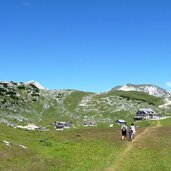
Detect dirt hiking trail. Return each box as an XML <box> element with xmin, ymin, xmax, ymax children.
<box><xmin>105</xmin><ymin>120</ymin><xmax>161</xmax><ymax>171</ymax></box>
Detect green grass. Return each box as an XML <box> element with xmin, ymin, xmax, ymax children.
<box><xmin>0</xmin><ymin>124</ymin><xmax>123</xmax><ymax>171</ymax></box>
<box><xmin>106</xmin><ymin>118</ymin><xmax>171</xmax><ymax>171</ymax></box>
<box><xmin>114</xmin><ymin>127</ymin><xmax>171</xmax><ymax>171</ymax></box>
<box><xmin>1</xmin><ymin>118</ymin><xmax>171</xmax><ymax>171</ymax></box>
<box><xmin>160</xmin><ymin>118</ymin><xmax>171</xmax><ymax>126</ymax></box>
<box><xmin>63</xmin><ymin>91</ymin><xmax>94</xmax><ymax>112</ymax></box>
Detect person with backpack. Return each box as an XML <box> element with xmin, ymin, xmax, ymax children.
<box><xmin>130</xmin><ymin>123</ymin><xmax>136</xmax><ymax>139</ymax></box>
<box><xmin>121</xmin><ymin>123</ymin><xmax>128</xmax><ymax>140</ymax></box>
<box><xmin>128</xmin><ymin>127</ymin><xmax>134</xmax><ymax>141</ymax></box>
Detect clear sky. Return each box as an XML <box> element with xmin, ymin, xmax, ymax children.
<box><xmin>0</xmin><ymin>0</ymin><xmax>171</xmax><ymax>92</ymax></box>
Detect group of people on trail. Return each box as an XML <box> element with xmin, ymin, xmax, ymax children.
<box><xmin>121</xmin><ymin>123</ymin><xmax>136</xmax><ymax>141</ymax></box>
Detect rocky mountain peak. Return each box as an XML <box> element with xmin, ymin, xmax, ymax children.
<box><xmin>25</xmin><ymin>81</ymin><xmax>47</xmax><ymax>90</ymax></box>
<box><xmin>112</xmin><ymin>83</ymin><xmax>170</xmax><ymax>97</ymax></box>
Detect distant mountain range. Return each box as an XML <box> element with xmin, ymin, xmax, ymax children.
<box><xmin>0</xmin><ymin>81</ymin><xmax>171</xmax><ymax>127</ymax></box>
<box><xmin>111</xmin><ymin>83</ymin><xmax>171</xmax><ymax>97</ymax></box>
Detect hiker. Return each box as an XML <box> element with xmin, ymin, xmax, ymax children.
<box><xmin>121</xmin><ymin>123</ymin><xmax>128</xmax><ymax>140</ymax></box>
<box><xmin>128</xmin><ymin>127</ymin><xmax>134</xmax><ymax>141</ymax></box>
<box><xmin>130</xmin><ymin>123</ymin><xmax>136</xmax><ymax>139</ymax></box>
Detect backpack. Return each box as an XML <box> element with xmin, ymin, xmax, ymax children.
<box><xmin>122</xmin><ymin>125</ymin><xmax>126</xmax><ymax>131</ymax></box>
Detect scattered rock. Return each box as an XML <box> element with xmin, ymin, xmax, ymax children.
<box><xmin>19</xmin><ymin>144</ymin><xmax>27</xmax><ymax>149</ymax></box>
<box><xmin>2</xmin><ymin>140</ymin><xmax>11</xmax><ymax>146</ymax></box>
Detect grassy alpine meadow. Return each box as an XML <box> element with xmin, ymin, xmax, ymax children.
<box><xmin>0</xmin><ymin>124</ymin><xmax>125</xmax><ymax>171</ymax></box>
<box><xmin>106</xmin><ymin>118</ymin><xmax>171</xmax><ymax>171</ymax></box>
<box><xmin>1</xmin><ymin>118</ymin><xmax>171</xmax><ymax>171</ymax></box>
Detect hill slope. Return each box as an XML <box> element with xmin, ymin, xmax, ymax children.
<box><xmin>0</xmin><ymin>81</ymin><xmax>171</xmax><ymax>126</ymax></box>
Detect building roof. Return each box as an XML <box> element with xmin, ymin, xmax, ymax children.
<box><xmin>138</xmin><ymin>108</ymin><xmax>156</xmax><ymax>114</ymax></box>
<box><xmin>116</xmin><ymin>119</ymin><xmax>126</xmax><ymax>123</ymax></box>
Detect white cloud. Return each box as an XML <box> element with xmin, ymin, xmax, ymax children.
<box><xmin>166</xmin><ymin>81</ymin><xmax>171</xmax><ymax>88</ymax></box>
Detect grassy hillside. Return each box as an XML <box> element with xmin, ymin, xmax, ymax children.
<box><xmin>107</xmin><ymin>90</ymin><xmax>164</xmax><ymax>106</ymax></box>
<box><xmin>63</xmin><ymin>91</ymin><xmax>94</xmax><ymax>112</ymax></box>
<box><xmin>0</xmin><ymin>82</ymin><xmax>170</xmax><ymax>128</ymax></box>
<box><xmin>74</xmin><ymin>90</ymin><xmax>166</xmax><ymax>126</ymax></box>
<box><xmin>1</xmin><ymin>81</ymin><xmax>171</xmax><ymax>170</ymax></box>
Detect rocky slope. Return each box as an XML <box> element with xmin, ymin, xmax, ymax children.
<box><xmin>0</xmin><ymin>81</ymin><xmax>171</xmax><ymax>126</ymax></box>
<box><xmin>111</xmin><ymin>83</ymin><xmax>170</xmax><ymax>97</ymax></box>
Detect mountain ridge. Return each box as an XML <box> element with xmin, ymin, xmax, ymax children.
<box><xmin>0</xmin><ymin>81</ymin><xmax>171</xmax><ymax>127</ymax></box>
<box><xmin>111</xmin><ymin>83</ymin><xmax>170</xmax><ymax>97</ymax></box>
<box><xmin>1</xmin><ymin>80</ymin><xmax>170</xmax><ymax>95</ymax></box>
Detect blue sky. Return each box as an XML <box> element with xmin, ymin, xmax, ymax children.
<box><xmin>0</xmin><ymin>0</ymin><xmax>171</xmax><ymax>92</ymax></box>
